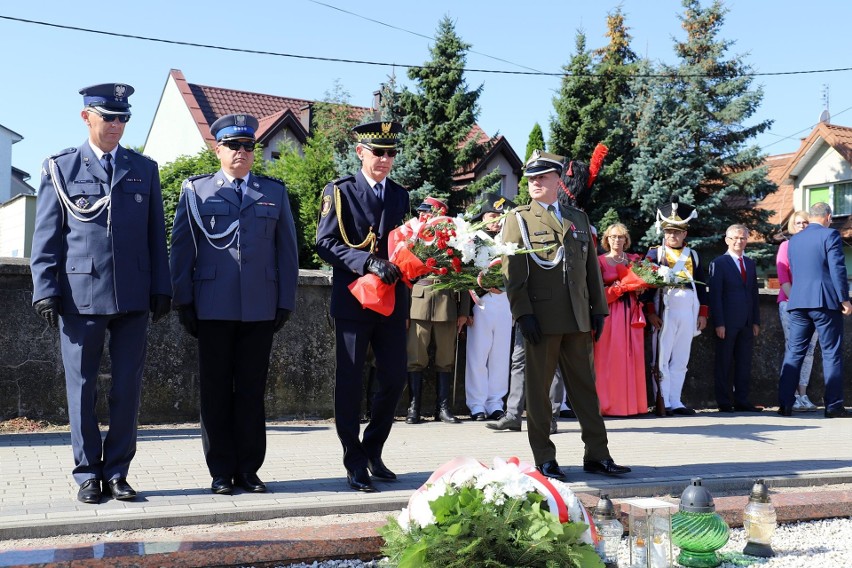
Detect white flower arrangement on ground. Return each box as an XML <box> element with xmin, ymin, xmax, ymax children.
<box><xmin>379</xmin><ymin>457</ymin><xmax>603</xmax><ymax>568</ymax></box>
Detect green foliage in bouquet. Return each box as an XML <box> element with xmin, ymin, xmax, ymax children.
<box><xmin>378</xmin><ymin>485</ymin><xmax>603</xmax><ymax>568</ymax></box>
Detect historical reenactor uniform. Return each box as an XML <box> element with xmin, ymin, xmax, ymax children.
<box><xmin>642</xmin><ymin>197</ymin><xmax>709</xmax><ymax>415</ymax></box>
<box><xmin>30</xmin><ymin>83</ymin><xmax>172</xmax><ymax>504</ymax></box>
<box><xmin>315</xmin><ymin>120</ymin><xmax>410</xmax><ymax>492</ymax></box>
<box><xmin>170</xmin><ymin>114</ymin><xmax>299</xmax><ymax>495</ymax></box>
<box><xmin>463</xmin><ymin>193</ymin><xmax>515</xmax><ymax>421</ymax></box>
<box><xmin>502</xmin><ymin>150</ymin><xmax>630</xmax><ymax>480</ymax></box>
<box><xmin>405</xmin><ymin>196</ymin><xmax>470</xmax><ymax>424</ymax></box>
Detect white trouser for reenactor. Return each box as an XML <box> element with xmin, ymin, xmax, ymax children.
<box><xmin>465</xmin><ymin>292</ymin><xmax>512</xmax><ymax>415</ymax></box>
<box><xmin>657</xmin><ymin>288</ymin><xmax>699</xmax><ymax>409</ymax></box>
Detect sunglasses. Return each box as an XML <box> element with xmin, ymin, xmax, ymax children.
<box><xmin>366</xmin><ymin>146</ymin><xmax>398</xmax><ymax>158</ymax></box>
<box><xmin>220</xmin><ymin>140</ymin><xmax>256</xmax><ymax>152</ymax></box>
<box><xmin>88</xmin><ymin>109</ymin><xmax>130</xmax><ymax>123</ymax></box>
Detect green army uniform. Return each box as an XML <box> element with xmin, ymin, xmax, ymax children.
<box><xmin>502</xmin><ymin>201</ymin><xmax>611</xmax><ymax>465</ymax></box>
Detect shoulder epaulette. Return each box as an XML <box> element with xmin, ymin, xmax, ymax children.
<box><xmin>183</xmin><ymin>173</ymin><xmax>215</xmax><ymax>188</ymax></box>
<box><xmin>125</xmin><ymin>147</ymin><xmax>156</xmax><ymax>163</ymax></box>
<box><xmin>256</xmin><ymin>174</ymin><xmax>286</xmax><ymax>187</ymax></box>
<box><xmin>49</xmin><ymin>147</ymin><xmax>76</xmax><ymax>160</ymax></box>
<box><xmin>332</xmin><ymin>175</ymin><xmax>355</xmax><ymax>185</ymax></box>
<box><xmin>515</xmin><ymin>204</ymin><xmax>532</xmax><ymax>212</ymax></box>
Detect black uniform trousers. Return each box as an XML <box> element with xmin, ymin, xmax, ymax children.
<box><xmin>713</xmin><ymin>324</ymin><xmax>754</xmax><ymax>407</ymax></box>
<box><xmin>197</xmin><ymin>319</ymin><xmax>275</xmax><ymax>478</ymax></box>
<box><xmin>59</xmin><ymin>311</ymin><xmax>149</xmax><ymax>485</ymax></box>
<box><xmin>334</xmin><ymin>317</ymin><xmax>407</xmax><ymax>472</ymax></box>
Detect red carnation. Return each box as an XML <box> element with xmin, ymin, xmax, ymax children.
<box><xmin>426</xmin><ymin>258</ymin><xmax>437</xmax><ymax>268</ymax></box>
<box><xmin>446</xmin><ymin>248</ymin><xmax>454</xmax><ymax>256</ymax></box>
<box><xmin>438</xmin><ymin>267</ymin><xmax>448</xmax><ymax>275</ymax></box>
<box><xmin>451</xmin><ymin>257</ymin><xmax>462</xmax><ymax>272</ymax></box>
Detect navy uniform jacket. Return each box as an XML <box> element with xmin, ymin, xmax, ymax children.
<box><xmin>787</xmin><ymin>223</ymin><xmax>850</xmax><ymax>310</ymax></box>
<box><xmin>708</xmin><ymin>254</ymin><xmax>760</xmax><ymax>329</ymax></box>
<box><xmin>170</xmin><ymin>171</ymin><xmax>299</xmax><ymax>321</ymax></box>
<box><xmin>30</xmin><ymin>142</ymin><xmax>171</xmax><ymax>313</ymax></box>
<box><xmin>315</xmin><ymin>171</ymin><xmax>410</xmax><ymax>321</ymax></box>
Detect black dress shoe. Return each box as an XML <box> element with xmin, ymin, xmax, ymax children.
<box><xmin>672</xmin><ymin>407</ymin><xmax>696</xmax><ymax>416</ymax></box>
<box><xmin>777</xmin><ymin>406</ymin><xmax>793</xmax><ymax>417</ymax></box>
<box><xmin>559</xmin><ymin>409</ymin><xmax>576</xmax><ymax>419</ymax></box>
<box><xmin>583</xmin><ymin>458</ymin><xmax>632</xmax><ymax>475</ymax></box>
<box><xmin>664</xmin><ymin>408</ymin><xmax>674</xmax><ymax>417</ymax></box>
<box><xmin>718</xmin><ymin>404</ymin><xmax>735</xmax><ymax>413</ymax></box>
<box><xmin>105</xmin><ymin>477</ymin><xmax>137</xmax><ymax>500</ymax></box>
<box><xmin>735</xmin><ymin>404</ymin><xmax>763</xmax><ymax>412</ymax></box>
<box><xmin>470</xmin><ymin>412</ymin><xmax>487</xmax><ymax>421</ymax></box>
<box><xmin>367</xmin><ymin>458</ymin><xmax>397</xmax><ymax>481</ymax></box>
<box><xmin>824</xmin><ymin>407</ymin><xmax>850</xmax><ymax>418</ymax></box>
<box><xmin>487</xmin><ymin>410</ymin><xmax>505</xmax><ymax>421</ymax></box>
<box><xmin>235</xmin><ymin>472</ymin><xmax>267</xmax><ymax>493</ymax></box>
<box><xmin>211</xmin><ymin>476</ymin><xmax>234</xmax><ymax>495</ymax></box>
<box><xmin>77</xmin><ymin>479</ymin><xmax>102</xmax><ymax>504</ymax></box>
<box><xmin>347</xmin><ymin>468</ymin><xmax>377</xmax><ymax>492</ymax></box>
<box><xmin>486</xmin><ymin>415</ymin><xmax>522</xmax><ymax>431</ymax></box>
<box><xmin>536</xmin><ymin>460</ymin><xmax>566</xmax><ymax>480</ymax></box>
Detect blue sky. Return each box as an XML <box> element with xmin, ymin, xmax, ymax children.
<box><xmin>2</xmin><ymin>0</ymin><xmax>851</xmax><ymax>184</ymax></box>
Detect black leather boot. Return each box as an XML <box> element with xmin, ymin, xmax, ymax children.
<box><xmin>435</xmin><ymin>372</ymin><xmax>460</xmax><ymax>423</ymax></box>
<box><xmin>406</xmin><ymin>372</ymin><xmax>423</xmax><ymax>424</ymax></box>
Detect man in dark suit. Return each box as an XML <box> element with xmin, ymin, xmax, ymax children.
<box><xmin>316</xmin><ymin>121</ymin><xmax>410</xmax><ymax>492</ymax></box>
<box><xmin>30</xmin><ymin>83</ymin><xmax>171</xmax><ymax>504</ymax></box>
<box><xmin>709</xmin><ymin>224</ymin><xmax>762</xmax><ymax>413</ymax></box>
<box><xmin>171</xmin><ymin>114</ymin><xmax>299</xmax><ymax>495</ymax></box>
<box><xmin>502</xmin><ymin>150</ymin><xmax>630</xmax><ymax>480</ymax></box>
<box><xmin>778</xmin><ymin>202</ymin><xmax>851</xmax><ymax>418</ymax></box>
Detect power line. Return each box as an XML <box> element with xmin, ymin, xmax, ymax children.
<box><xmin>305</xmin><ymin>0</ymin><xmax>547</xmax><ymax>74</ymax></box>
<box><xmin>2</xmin><ymin>14</ymin><xmax>852</xmax><ymax>79</ymax></box>
<box><xmin>760</xmin><ymin>104</ymin><xmax>852</xmax><ymax>151</ymax></box>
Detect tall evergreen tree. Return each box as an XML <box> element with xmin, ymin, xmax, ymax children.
<box><xmin>515</xmin><ymin>122</ymin><xmax>546</xmax><ymax>205</ymax></box>
<box><xmin>628</xmin><ymin>0</ymin><xmax>776</xmax><ymax>260</ymax></box>
<box><xmin>398</xmin><ymin>16</ymin><xmax>487</xmax><ymax>214</ymax></box>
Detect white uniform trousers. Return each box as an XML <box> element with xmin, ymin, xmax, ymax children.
<box><xmin>656</xmin><ymin>288</ymin><xmax>699</xmax><ymax>409</ymax></box>
<box><xmin>465</xmin><ymin>291</ymin><xmax>512</xmax><ymax>415</ymax></box>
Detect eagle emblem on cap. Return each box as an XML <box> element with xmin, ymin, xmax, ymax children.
<box><xmin>236</xmin><ymin>115</ymin><xmax>246</xmax><ymax>126</ymax></box>
<box><xmin>114</xmin><ymin>84</ymin><xmax>127</xmax><ymax>100</ymax></box>
<box><xmin>381</xmin><ymin>122</ymin><xmax>392</xmax><ymax>134</ymax></box>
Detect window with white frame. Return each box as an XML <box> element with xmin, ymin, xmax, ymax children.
<box><xmin>807</xmin><ymin>182</ymin><xmax>852</xmax><ymax>216</ymax></box>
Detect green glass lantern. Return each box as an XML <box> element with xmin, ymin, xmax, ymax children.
<box><xmin>671</xmin><ymin>478</ymin><xmax>730</xmax><ymax>568</ymax></box>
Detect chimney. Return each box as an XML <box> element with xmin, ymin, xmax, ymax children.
<box><xmin>299</xmin><ymin>103</ymin><xmax>313</xmax><ymax>133</ymax></box>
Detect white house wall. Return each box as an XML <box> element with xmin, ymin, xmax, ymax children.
<box><xmin>144</xmin><ymin>76</ymin><xmax>207</xmax><ymax>167</ymax></box>
<box><xmin>792</xmin><ymin>143</ymin><xmax>852</xmax><ymax>209</ymax></box>
<box><xmin>477</xmin><ymin>152</ymin><xmax>519</xmax><ymax>199</ymax></box>
<box><xmin>0</xmin><ymin>126</ymin><xmax>21</xmax><ymax>204</ymax></box>
<box><xmin>0</xmin><ymin>194</ymin><xmax>35</xmax><ymax>258</ymax></box>
<box><xmin>264</xmin><ymin>130</ymin><xmax>304</xmax><ymax>161</ymax></box>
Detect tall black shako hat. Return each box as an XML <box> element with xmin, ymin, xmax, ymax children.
<box><xmin>352</xmin><ymin>121</ymin><xmax>402</xmax><ymax>149</ymax></box>
<box><xmin>471</xmin><ymin>193</ymin><xmax>516</xmax><ymax>222</ymax></box>
<box><xmin>558</xmin><ymin>143</ymin><xmax>608</xmax><ymax>211</ymax></box>
<box><xmin>655</xmin><ymin>194</ymin><xmax>698</xmax><ymax>234</ymax></box>
<box><xmin>80</xmin><ymin>83</ymin><xmax>134</xmax><ymax>116</ymax></box>
<box><xmin>210</xmin><ymin>114</ymin><xmax>259</xmax><ymax>142</ymax></box>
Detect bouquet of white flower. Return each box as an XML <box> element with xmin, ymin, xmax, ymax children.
<box><xmin>379</xmin><ymin>457</ymin><xmax>603</xmax><ymax>568</ymax></box>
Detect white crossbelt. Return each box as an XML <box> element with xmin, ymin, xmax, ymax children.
<box><xmin>183</xmin><ymin>179</ymin><xmax>241</xmax><ymax>255</ymax></box>
<box><xmin>48</xmin><ymin>158</ymin><xmax>112</xmax><ymax>233</ymax></box>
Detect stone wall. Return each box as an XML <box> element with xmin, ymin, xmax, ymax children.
<box><xmin>1</xmin><ymin>258</ymin><xmax>850</xmax><ymax>423</ymax></box>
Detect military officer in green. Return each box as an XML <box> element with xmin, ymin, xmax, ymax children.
<box><xmin>406</xmin><ymin>197</ymin><xmax>471</xmax><ymax>424</ymax></box>
<box><xmin>502</xmin><ymin>150</ymin><xmax>631</xmax><ymax>480</ymax></box>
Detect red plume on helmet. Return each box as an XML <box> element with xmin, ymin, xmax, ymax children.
<box><xmin>556</xmin><ymin>143</ymin><xmax>608</xmax><ymax>211</ymax></box>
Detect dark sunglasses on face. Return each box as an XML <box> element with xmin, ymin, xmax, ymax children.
<box><xmin>88</xmin><ymin>110</ymin><xmax>130</xmax><ymax>123</ymax></box>
<box><xmin>220</xmin><ymin>140</ymin><xmax>256</xmax><ymax>152</ymax></box>
<box><xmin>366</xmin><ymin>146</ymin><xmax>398</xmax><ymax>158</ymax></box>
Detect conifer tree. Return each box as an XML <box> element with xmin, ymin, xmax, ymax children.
<box><xmin>627</xmin><ymin>0</ymin><xmax>776</xmax><ymax>260</ymax></box>
<box><xmin>398</xmin><ymin>16</ymin><xmax>487</xmax><ymax>214</ymax></box>
<box><xmin>515</xmin><ymin>123</ymin><xmax>546</xmax><ymax>205</ymax></box>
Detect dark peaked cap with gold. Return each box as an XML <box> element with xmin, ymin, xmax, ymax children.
<box><xmin>655</xmin><ymin>195</ymin><xmax>698</xmax><ymax>234</ymax></box>
<box><xmin>352</xmin><ymin>121</ymin><xmax>403</xmax><ymax>149</ymax></box>
<box><xmin>524</xmin><ymin>149</ymin><xmax>565</xmax><ymax>177</ymax></box>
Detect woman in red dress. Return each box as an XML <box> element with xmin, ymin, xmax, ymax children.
<box><xmin>594</xmin><ymin>223</ymin><xmax>648</xmax><ymax>416</ymax></box>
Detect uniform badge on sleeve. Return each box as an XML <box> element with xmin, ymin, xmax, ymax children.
<box><xmin>321</xmin><ymin>195</ymin><xmax>332</xmax><ymax>217</ymax></box>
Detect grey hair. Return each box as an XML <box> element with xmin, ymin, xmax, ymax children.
<box><xmin>809</xmin><ymin>202</ymin><xmax>832</xmax><ymax>218</ymax></box>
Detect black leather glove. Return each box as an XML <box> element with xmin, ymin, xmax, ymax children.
<box><xmin>273</xmin><ymin>309</ymin><xmax>291</xmax><ymax>333</ymax></box>
<box><xmin>34</xmin><ymin>297</ymin><xmax>61</xmax><ymax>328</ymax></box>
<box><xmin>592</xmin><ymin>314</ymin><xmax>606</xmax><ymax>342</ymax></box>
<box><xmin>150</xmin><ymin>294</ymin><xmax>171</xmax><ymax>323</ymax></box>
<box><xmin>517</xmin><ymin>314</ymin><xmax>542</xmax><ymax>345</ymax></box>
<box><xmin>177</xmin><ymin>304</ymin><xmax>199</xmax><ymax>338</ymax></box>
<box><xmin>365</xmin><ymin>255</ymin><xmax>402</xmax><ymax>285</ymax></box>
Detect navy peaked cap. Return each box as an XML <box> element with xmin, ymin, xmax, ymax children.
<box><xmin>352</xmin><ymin>121</ymin><xmax>402</xmax><ymax>148</ymax></box>
<box><xmin>211</xmin><ymin>114</ymin><xmax>259</xmax><ymax>141</ymax></box>
<box><xmin>79</xmin><ymin>83</ymin><xmax>134</xmax><ymax>115</ymax></box>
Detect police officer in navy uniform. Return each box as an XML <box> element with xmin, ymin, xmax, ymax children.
<box><xmin>30</xmin><ymin>83</ymin><xmax>172</xmax><ymax>504</ymax></box>
<box><xmin>316</xmin><ymin>121</ymin><xmax>409</xmax><ymax>492</ymax></box>
<box><xmin>170</xmin><ymin>114</ymin><xmax>299</xmax><ymax>495</ymax></box>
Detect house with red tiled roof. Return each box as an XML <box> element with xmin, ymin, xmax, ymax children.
<box><xmin>756</xmin><ymin>121</ymin><xmax>852</xmax><ymax>277</ymax></box>
<box><xmin>144</xmin><ymin>69</ymin><xmax>522</xmax><ymax>196</ymax></box>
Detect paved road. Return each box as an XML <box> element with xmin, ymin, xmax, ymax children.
<box><xmin>1</xmin><ymin>411</ymin><xmax>850</xmax><ymax>540</ymax></box>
